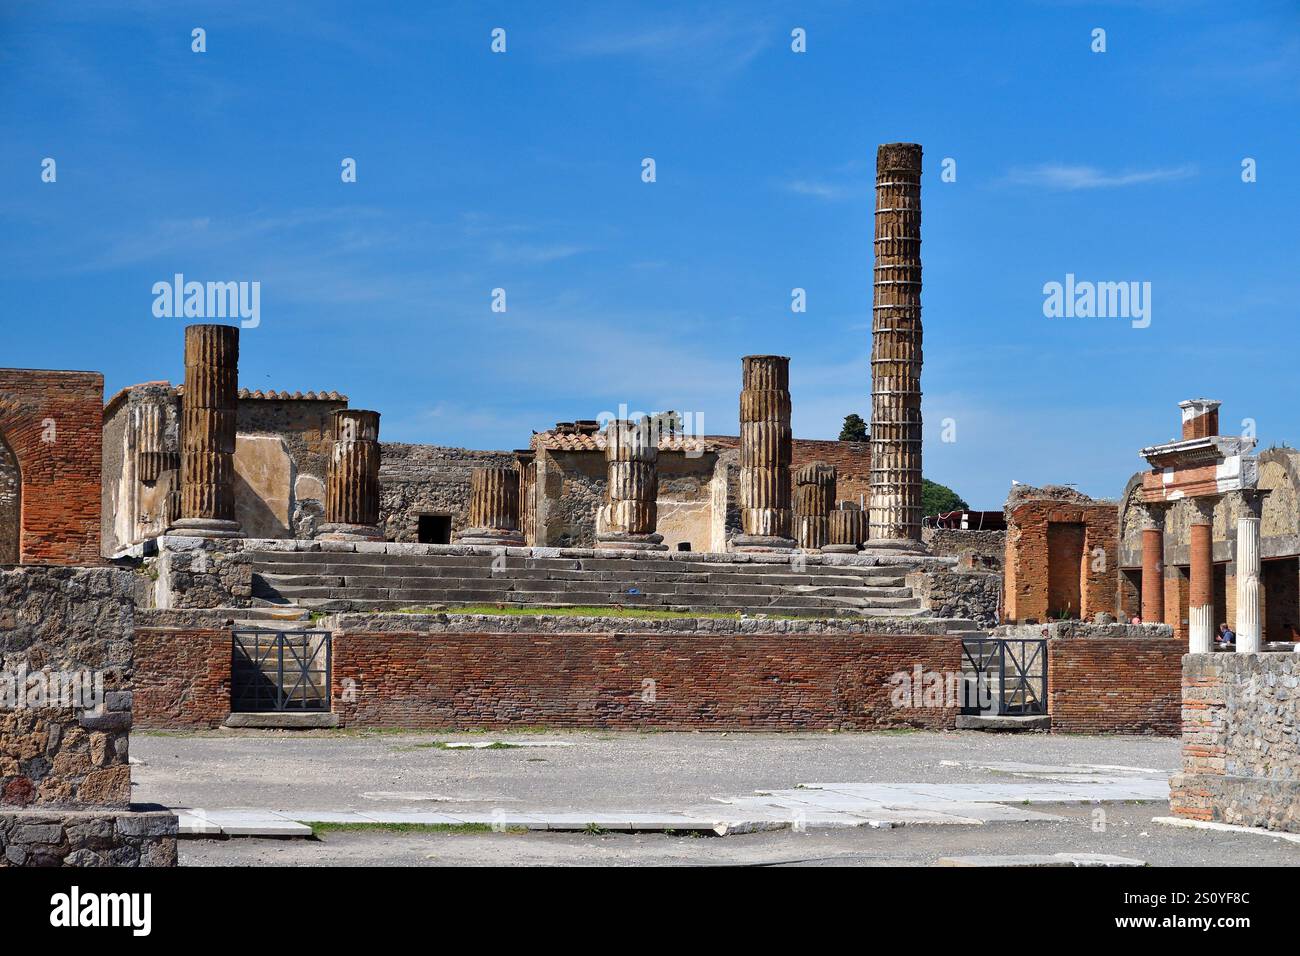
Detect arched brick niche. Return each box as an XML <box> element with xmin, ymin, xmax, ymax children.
<box><xmin>0</xmin><ymin>369</ymin><xmax>103</xmax><ymax>565</ymax></box>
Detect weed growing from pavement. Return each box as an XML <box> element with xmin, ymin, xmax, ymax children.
<box><xmin>307</xmin><ymin>822</ymin><xmax>527</xmax><ymax>837</ymax></box>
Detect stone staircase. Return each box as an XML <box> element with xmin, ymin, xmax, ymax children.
<box><xmin>246</xmin><ymin>549</ymin><xmax>934</xmax><ymax>618</ymax></box>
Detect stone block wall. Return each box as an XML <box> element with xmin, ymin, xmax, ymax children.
<box><xmin>0</xmin><ymin>565</ymin><xmax>177</xmax><ymax>866</ymax></box>
<box><xmin>0</xmin><ymin>369</ymin><xmax>103</xmax><ymax>565</ymax></box>
<box><xmin>0</xmin><ymin>567</ymin><xmax>134</xmax><ymax>808</ymax></box>
<box><xmin>0</xmin><ymin>809</ymin><xmax>176</xmax><ymax>867</ymax></box>
<box><xmin>152</xmin><ymin>538</ymin><xmax>252</xmax><ymax>609</ymax></box>
<box><xmin>907</xmin><ymin>569</ymin><xmax>1001</xmax><ymax>627</ymax></box>
<box><xmin>1170</xmin><ymin>653</ymin><xmax>1300</xmax><ymax>832</ymax></box>
<box><xmin>1046</xmin><ymin>635</ymin><xmax>1183</xmax><ymax>735</ymax></box>
<box><xmin>923</xmin><ymin>528</ymin><xmax>1005</xmax><ymax>567</ymax></box>
<box><xmin>380</xmin><ymin>443</ymin><xmax>518</xmax><ymax>542</ymax></box>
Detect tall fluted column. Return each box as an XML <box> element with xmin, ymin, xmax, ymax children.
<box><xmin>1189</xmin><ymin>499</ymin><xmax>1215</xmax><ymax>653</ymax></box>
<box><xmin>825</xmin><ymin>507</ymin><xmax>869</xmax><ymax>554</ymax></box>
<box><xmin>794</xmin><ymin>462</ymin><xmax>835</xmax><ymax>551</ymax></box>
<box><xmin>1235</xmin><ymin>515</ymin><xmax>1262</xmax><ymax>652</ymax></box>
<box><xmin>171</xmin><ymin>324</ymin><xmax>243</xmax><ymax>538</ymax></box>
<box><xmin>1139</xmin><ymin>504</ymin><xmax>1167</xmax><ymax>624</ymax></box>
<box><xmin>320</xmin><ymin>409</ymin><xmax>383</xmax><ymax>541</ymax></box>
<box><xmin>597</xmin><ymin>418</ymin><xmax>666</xmax><ymax>551</ymax></box>
<box><xmin>733</xmin><ymin>355</ymin><xmax>794</xmax><ymax>551</ymax></box>
<box><xmin>869</xmin><ymin>143</ymin><xmax>925</xmax><ymax>551</ymax></box>
<box><xmin>456</xmin><ymin>466</ymin><xmax>523</xmax><ymax>545</ymax></box>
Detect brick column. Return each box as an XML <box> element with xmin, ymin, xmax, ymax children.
<box><xmin>1139</xmin><ymin>504</ymin><xmax>1167</xmax><ymax>624</ymax></box>
<box><xmin>868</xmin><ymin>143</ymin><xmax>925</xmax><ymax>552</ymax></box>
<box><xmin>733</xmin><ymin>355</ymin><xmax>795</xmax><ymax>551</ymax></box>
<box><xmin>1235</xmin><ymin>513</ymin><xmax>1262</xmax><ymax>652</ymax></box>
<box><xmin>1189</xmin><ymin>498</ymin><xmax>1215</xmax><ymax>653</ymax></box>
<box><xmin>456</xmin><ymin>466</ymin><xmax>523</xmax><ymax>546</ymax></box>
<box><xmin>320</xmin><ymin>409</ymin><xmax>383</xmax><ymax>541</ymax></box>
<box><xmin>824</xmin><ymin>506</ymin><xmax>869</xmax><ymax>554</ymax></box>
<box><xmin>794</xmin><ymin>462</ymin><xmax>836</xmax><ymax>551</ymax></box>
<box><xmin>597</xmin><ymin>418</ymin><xmax>666</xmax><ymax>551</ymax></box>
<box><xmin>171</xmin><ymin>324</ymin><xmax>243</xmax><ymax>538</ymax></box>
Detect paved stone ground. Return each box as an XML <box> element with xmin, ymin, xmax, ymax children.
<box><xmin>130</xmin><ymin>730</ymin><xmax>1300</xmax><ymax>866</ymax></box>
<box><xmin>133</xmin><ymin>729</ymin><xmax>1178</xmax><ymax>811</ymax></box>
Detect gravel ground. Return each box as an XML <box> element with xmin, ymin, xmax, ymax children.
<box><xmin>131</xmin><ymin>729</ymin><xmax>1299</xmax><ymax>867</ymax></box>
<box><xmin>133</xmin><ymin>728</ymin><xmax>1181</xmax><ymax>811</ymax></box>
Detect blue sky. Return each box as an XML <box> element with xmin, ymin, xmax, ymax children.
<box><xmin>2</xmin><ymin>1</ymin><xmax>1297</xmax><ymax>508</ymax></box>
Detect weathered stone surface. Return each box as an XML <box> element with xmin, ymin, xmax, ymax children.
<box><xmin>1171</xmin><ymin>653</ymin><xmax>1300</xmax><ymax>832</ymax></box>
<box><xmin>736</xmin><ymin>356</ymin><xmax>794</xmax><ymax>549</ymax></box>
<box><xmin>869</xmin><ymin>143</ymin><xmax>924</xmax><ymax>547</ymax></box>
<box><xmin>0</xmin><ymin>566</ymin><xmax>134</xmax><ymax>809</ymax></box>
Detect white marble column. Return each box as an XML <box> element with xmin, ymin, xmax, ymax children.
<box><xmin>1235</xmin><ymin>515</ymin><xmax>1261</xmax><ymax>652</ymax></box>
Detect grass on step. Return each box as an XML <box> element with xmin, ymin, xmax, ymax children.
<box><xmin>307</xmin><ymin>821</ymin><xmax>526</xmax><ymax>837</ymax></box>
<box><xmin>392</xmin><ymin>604</ymin><xmax>833</xmax><ymax>621</ymax></box>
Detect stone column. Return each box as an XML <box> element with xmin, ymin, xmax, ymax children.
<box><xmin>456</xmin><ymin>466</ymin><xmax>523</xmax><ymax>545</ymax></box>
<box><xmin>794</xmin><ymin>462</ymin><xmax>836</xmax><ymax>551</ymax></box>
<box><xmin>171</xmin><ymin>324</ymin><xmax>243</xmax><ymax>538</ymax></box>
<box><xmin>1188</xmin><ymin>498</ymin><xmax>1215</xmax><ymax>653</ymax></box>
<box><xmin>868</xmin><ymin>143</ymin><xmax>925</xmax><ymax>552</ymax></box>
<box><xmin>514</xmin><ymin>449</ymin><xmax>537</xmax><ymax>547</ymax></box>
<box><xmin>320</xmin><ymin>409</ymin><xmax>383</xmax><ymax>541</ymax></box>
<box><xmin>825</xmin><ymin>506</ymin><xmax>869</xmax><ymax>554</ymax></box>
<box><xmin>734</xmin><ymin>355</ymin><xmax>794</xmax><ymax>551</ymax></box>
<box><xmin>597</xmin><ymin>418</ymin><xmax>666</xmax><ymax>551</ymax></box>
<box><xmin>1138</xmin><ymin>504</ymin><xmax>1167</xmax><ymax>624</ymax></box>
<box><xmin>1236</xmin><ymin>514</ymin><xmax>1262</xmax><ymax>652</ymax></box>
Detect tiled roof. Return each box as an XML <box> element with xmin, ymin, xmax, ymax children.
<box><xmin>237</xmin><ymin>388</ymin><xmax>348</xmax><ymax>402</ymax></box>
<box><xmin>531</xmin><ymin>431</ymin><xmax>718</xmax><ymax>454</ymax></box>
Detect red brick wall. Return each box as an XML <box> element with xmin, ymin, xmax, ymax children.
<box><xmin>332</xmin><ymin>630</ymin><xmax>961</xmax><ymax>730</ymax></box>
<box><xmin>0</xmin><ymin>369</ymin><xmax>103</xmax><ymax>565</ymax></box>
<box><xmin>1047</xmin><ymin>637</ymin><xmax>1183</xmax><ymax>734</ymax></box>
<box><xmin>1004</xmin><ymin>499</ymin><xmax>1118</xmax><ymax>623</ymax></box>
<box><xmin>134</xmin><ymin>627</ymin><xmax>231</xmax><ymax>728</ymax></box>
<box><xmin>709</xmin><ymin>436</ymin><xmax>871</xmax><ymax>506</ymax></box>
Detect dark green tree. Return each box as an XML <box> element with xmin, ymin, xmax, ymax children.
<box><xmin>839</xmin><ymin>413</ymin><xmax>868</xmax><ymax>442</ymax></box>
<box><xmin>922</xmin><ymin>478</ymin><xmax>968</xmax><ymax>517</ymax></box>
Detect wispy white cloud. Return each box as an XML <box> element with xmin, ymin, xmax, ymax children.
<box><xmin>552</xmin><ymin>12</ymin><xmax>774</xmax><ymax>92</ymax></box>
<box><xmin>785</xmin><ymin>179</ymin><xmax>865</xmax><ymax>201</ymax></box>
<box><xmin>1004</xmin><ymin>163</ymin><xmax>1197</xmax><ymax>190</ymax></box>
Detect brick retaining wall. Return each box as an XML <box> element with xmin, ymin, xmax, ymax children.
<box><xmin>331</xmin><ymin>629</ymin><xmax>963</xmax><ymax>730</ymax></box>
<box><xmin>133</xmin><ymin>627</ymin><xmax>232</xmax><ymax>729</ymax></box>
<box><xmin>1047</xmin><ymin>637</ymin><xmax>1183</xmax><ymax>735</ymax></box>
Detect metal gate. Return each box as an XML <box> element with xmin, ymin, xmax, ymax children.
<box><xmin>231</xmin><ymin>630</ymin><xmax>331</xmax><ymax>713</ymax></box>
<box><xmin>960</xmin><ymin>638</ymin><xmax>1047</xmax><ymax>716</ymax></box>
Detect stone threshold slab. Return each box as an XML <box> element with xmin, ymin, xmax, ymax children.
<box><xmin>935</xmin><ymin>853</ymin><xmax>1146</xmax><ymax>867</ymax></box>
<box><xmin>1152</xmin><ymin>816</ymin><xmax>1300</xmax><ymax>845</ymax></box>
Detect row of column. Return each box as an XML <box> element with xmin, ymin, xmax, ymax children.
<box><xmin>1139</xmin><ymin>496</ymin><xmax>1262</xmax><ymax>652</ymax></box>
<box><xmin>793</xmin><ymin>463</ymin><xmax>867</xmax><ymax>553</ymax></box>
<box><xmin>171</xmin><ymin>324</ymin><xmax>383</xmax><ymax>541</ymax></box>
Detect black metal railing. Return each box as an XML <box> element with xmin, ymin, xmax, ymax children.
<box><xmin>960</xmin><ymin>638</ymin><xmax>1047</xmax><ymax>716</ymax></box>
<box><xmin>231</xmin><ymin>630</ymin><xmax>331</xmax><ymax>713</ymax></box>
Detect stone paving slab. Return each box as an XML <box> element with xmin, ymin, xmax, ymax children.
<box><xmin>1152</xmin><ymin>816</ymin><xmax>1300</xmax><ymax>845</ymax></box>
<box><xmin>195</xmin><ymin>810</ymin><xmax>313</xmax><ymax>838</ymax></box>
<box><xmin>935</xmin><ymin>852</ymin><xmax>1146</xmax><ymax>868</ymax></box>
<box><xmin>173</xmin><ymin>762</ymin><xmax>1171</xmax><ymax>839</ymax></box>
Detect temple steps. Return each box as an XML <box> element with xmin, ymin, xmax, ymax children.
<box><xmin>245</xmin><ymin>548</ymin><xmax>931</xmax><ymax>619</ymax></box>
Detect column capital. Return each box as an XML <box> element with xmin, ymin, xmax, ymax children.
<box><xmin>1135</xmin><ymin>501</ymin><xmax>1170</xmax><ymax>530</ymax></box>
<box><xmin>1187</xmin><ymin>495</ymin><xmax>1218</xmax><ymax>525</ymax></box>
